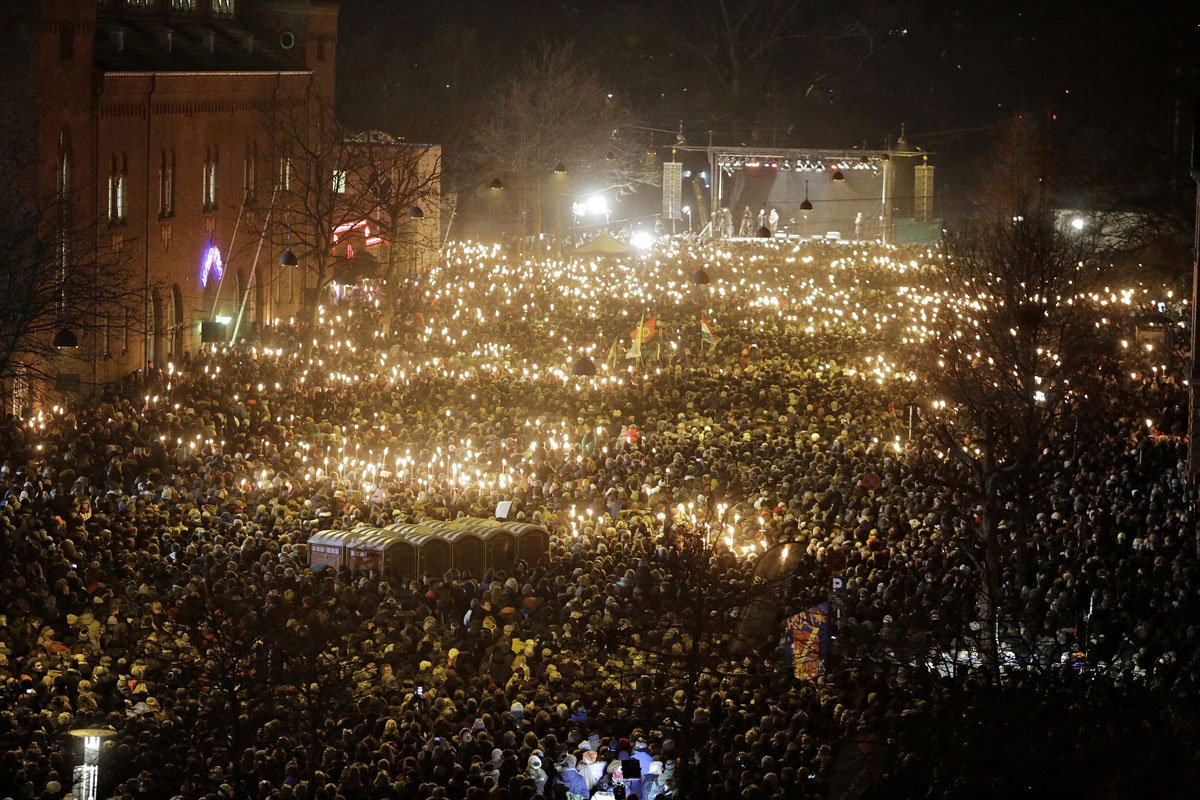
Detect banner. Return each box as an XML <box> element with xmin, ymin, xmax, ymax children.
<box><xmin>786</xmin><ymin>602</ymin><xmax>829</xmax><ymax>679</ymax></box>
<box><xmin>663</xmin><ymin>162</ymin><xmax>683</xmax><ymax>220</ymax></box>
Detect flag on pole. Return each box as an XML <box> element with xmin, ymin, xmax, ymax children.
<box><xmin>700</xmin><ymin>313</ymin><xmax>720</xmax><ymax>348</ymax></box>
<box><xmin>631</xmin><ymin>314</ymin><xmax>656</xmax><ymax>346</ymax></box>
<box><xmin>606</xmin><ymin>339</ymin><xmax>618</xmax><ymax>368</ymax></box>
<box><xmin>627</xmin><ymin>313</ymin><xmax>645</xmax><ymax>360</ymax></box>
<box><xmin>626</xmin><ymin>336</ymin><xmax>642</xmax><ymax>360</ymax></box>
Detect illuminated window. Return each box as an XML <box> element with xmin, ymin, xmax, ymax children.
<box><xmin>159</xmin><ymin>149</ymin><xmax>176</xmax><ymax>217</ymax></box>
<box><xmin>56</xmin><ymin>132</ymin><xmax>71</xmax><ymax>198</ymax></box>
<box><xmin>332</xmin><ymin>169</ymin><xmax>346</xmax><ymax>194</ymax></box>
<box><xmin>279</xmin><ymin>156</ymin><xmax>291</xmax><ymax>192</ymax></box>
<box><xmin>107</xmin><ymin>160</ymin><xmax>115</xmax><ymax>221</ymax></box>
<box><xmin>211</xmin><ymin>0</ymin><xmax>234</xmax><ymax>18</ymax></box>
<box><xmin>116</xmin><ymin>168</ymin><xmax>126</xmax><ymax>220</ymax></box>
<box><xmin>202</xmin><ymin>148</ymin><xmax>218</xmax><ymax>210</ymax></box>
<box><xmin>170</xmin><ymin>0</ymin><xmax>195</xmax><ymax>12</ymax></box>
<box><xmin>108</xmin><ymin>155</ymin><xmax>127</xmax><ymax>223</ymax></box>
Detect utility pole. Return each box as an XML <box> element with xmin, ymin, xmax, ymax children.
<box><xmin>1189</xmin><ymin>99</ymin><xmax>1200</xmax><ymax>478</ymax></box>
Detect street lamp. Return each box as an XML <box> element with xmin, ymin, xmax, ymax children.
<box><xmin>488</xmin><ymin>179</ymin><xmax>505</xmax><ymax>238</ymax></box>
<box><xmin>682</xmin><ymin>205</ymin><xmax>692</xmax><ymax>232</ymax></box>
<box><xmin>800</xmin><ymin>180</ymin><xmax>813</xmax><ymax>239</ymax></box>
<box><xmin>550</xmin><ymin>164</ymin><xmax>568</xmax><ymax>250</ymax></box>
<box><xmin>585</xmin><ymin>193</ymin><xmax>611</xmax><ymax>225</ymax></box>
<box><xmin>279</xmin><ymin>223</ymin><xmax>298</xmax><ymax>267</ymax></box>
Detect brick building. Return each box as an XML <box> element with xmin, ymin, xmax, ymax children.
<box><xmin>5</xmin><ymin>0</ymin><xmax>340</xmax><ymax>397</ymax></box>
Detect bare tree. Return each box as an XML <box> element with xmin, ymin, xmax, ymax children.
<box><xmin>671</xmin><ymin>0</ymin><xmax>883</xmax><ymax>142</ymax></box>
<box><xmin>352</xmin><ymin>132</ymin><xmax>442</xmax><ymax>332</ymax></box>
<box><xmin>146</xmin><ymin>581</ymin><xmax>278</xmax><ymax>796</ymax></box>
<box><xmin>278</xmin><ymin>595</ymin><xmax>379</xmax><ymax>782</ymax></box>
<box><xmin>473</xmin><ymin>43</ymin><xmax>657</xmax><ymax>237</ymax></box>
<box><xmin>909</xmin><ymin>199</ymin><xmax>1113</xmax><ymax>671</ymax></box>
<box><xmin>680</xmin><ymin>0</ymin><xmax>871</xmax><ymax>99</ymax></box>
<box><xmin>0</xmin><ymin>145</ymin><xmax>142</xmax><ymax>403</ymax></box>
<box><xmin>265</xmin><ymin>92</ymin><xmax>437</xmax><ymax>323</ymax></box>
<box><xmin>568</xmin><ymin>521</ymin><xmax>804</xmax><ymax>792</ymax></box>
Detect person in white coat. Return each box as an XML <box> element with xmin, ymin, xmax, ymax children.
<box><xmin>580</xmin><ymin>749</ymin><xmax>606</xmax><ymax>792</ymax></box>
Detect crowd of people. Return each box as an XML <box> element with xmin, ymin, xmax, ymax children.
<box><xmin>0</xmin><ymin>239</ymin><xmax>1197</xmax><ymax>800</ymax></box>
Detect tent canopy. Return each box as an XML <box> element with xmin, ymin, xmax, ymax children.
<box><xmin>574</xmin><ymin>231</ymin><xmax>632</xmax><ymax>257</ymax></box>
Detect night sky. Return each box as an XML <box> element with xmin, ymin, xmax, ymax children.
<box><xmin>337</xmin><ymin>0</ymin><xmax>1200</xmax><ymax>226</ymax></box>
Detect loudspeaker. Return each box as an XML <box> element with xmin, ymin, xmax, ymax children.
<box><xmin>200</xmin><ymin>320</ymin><xmax>226</xmax><ymax>343</ymax></box>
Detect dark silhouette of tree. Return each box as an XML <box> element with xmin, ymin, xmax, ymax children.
<box><xmin>0</xmin><ymin>136</ymin><xmax>143</xmax><ymax>400</ymax></box>
<box><xmin>568</xmin><ymin>520</ymin><xmax>807</xmax><ymax>792</ymax></box>
<box><xmin>277</xmin><ymin>589</ymin><xmax>379</xmax><ymax>783</ymax></box>
<box><xmin>351</xmin><ymin>131</ymin><xmax>442</xmax><ymax>332</ymax></box>
<box><xmin>472</xmin><ymin>43</ymin><xmax>657</xmax><ymax>237</ymax></box>
<box><xmin>145</xmin><ymin>580</ymin><xmax>278</xmax><ymax>796</ymax></box>
<box><xmin>908</xmin><ymin>170</ymin><xmax>1114</xmax><ymax>670</ymax></box>
<box><xmin>265</xmin><ymin>93</ymin><xmax>437</xmax><ymax>322</ymax></box>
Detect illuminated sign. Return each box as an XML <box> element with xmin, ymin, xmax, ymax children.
<box><xmin>200</xmin><ymin>245</ymin><xmax>224</xmax><ymax>288</ymax></box>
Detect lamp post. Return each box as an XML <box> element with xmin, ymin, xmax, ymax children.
<box><xmin>1189</xmin><ymin>100</ymin><xmax>1200</xmax><ymax>479</ymax></box>
<box><xmin>278</xmin><ymin>220</ymin><xmax>299</xmax><ymax>326</ymax></box>
<box><xmin>488</xmin><ymin>178</ymin><xmax>504</xmax><ymax>240</ymax></box>
<box><xmin>551</xmin><ymin>163</ymin><xmax>567</xmax><ymax>254</ymax></box>
<box><xmin>682</xmin><ymin>205</ymin><xmax>692</xmax><ymax>233</ymax></box>
<box><xmin>408</xmin><ymin>205</ymin><xmax>424</xmax><ymax>274</ymax></box>
<box><xmin>68</xmin><ymin>727</ymin><xmax>115</xmax><ymax>800</ymax></box>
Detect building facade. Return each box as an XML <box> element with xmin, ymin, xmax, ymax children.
<box><xmin>7</xmin><ymin>0</ymin><xmax>340</xmax><ymax>397</ymax></box>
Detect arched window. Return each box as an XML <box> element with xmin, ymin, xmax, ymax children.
<box><xmin>116</xmin><ymin>155</ymin><xmax>127</xmax><ymax>222</ymax></box>
<box><xmin>108</xmin><ymin>155</ymin><xmax>117</xmax><ymax>221</ymax></box>
<box><xmin>203</xmin><ymin>147</ymin><xmax>218</xmax><ymax>210</ymax></box>
<box><xmin>108</xmin><ymin>154</ymin><xmax>127</xmax><ymax>223</ymax></box>
<box><xmin>56</xmin><ymin>130</ymin><xmax>71</xmax><ymax>198</ymax></box>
